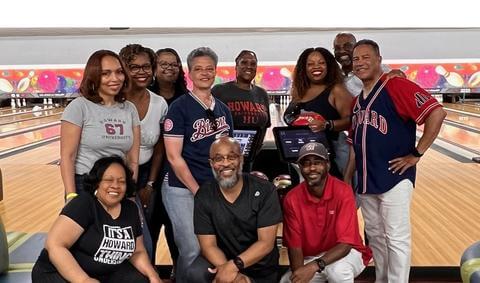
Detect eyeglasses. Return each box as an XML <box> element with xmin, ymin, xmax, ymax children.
<box><xmin>157</xmin><ymin>62</ymin><xmax>180</xmax><ymax>70</ymax></box>
<box><xmin>205</xmin><ymin>109</ymin><xmax>218</xmax><ymax>131</ymax></box>
<box><xmin>210</xmin><ymin>154</ymin><xmax>240</xmax><ymax>164</ymax></box>
<box><xmin>128</xmin><ymin>64</ymin><xmax>152</xmax><ymax>74</ymax></box>
<box><xmin>101</xmin><ymin>178</ymin><xmax>127</xmax><ymax>186</ymax></box>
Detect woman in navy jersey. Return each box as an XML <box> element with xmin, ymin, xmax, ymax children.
<box><xmin>162</xmin><ymin>47</ymin><xmax>233</xmax><ymax>283</ymax></box>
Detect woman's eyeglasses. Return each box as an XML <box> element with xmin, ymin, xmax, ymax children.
<box><xmin>205</xmin><ymin>109</ymin><xmax>218</xmax><ymax>131</ymax></box>
<box><xmin>128</xmin><ymin>64</ymin><xmax>152</xmax><ymax>74</ymax></box>
<box><xmin>158</xmin><ymin>62</ymin><xmax>180</xmax><ymax>70</ymax></box>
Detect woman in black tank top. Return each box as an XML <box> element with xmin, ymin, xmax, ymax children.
<box><xmin>285</xmin><ymin>47</ymin><xmax>353</xmax><ymax>179</ymax></box>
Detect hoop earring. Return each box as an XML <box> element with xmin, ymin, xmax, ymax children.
<box><xmin>91</xmin><ymin>84</ymin><xmax>95</xmax><ymax>92</ymax></box>
<box><xmin>94</xmin><ymin>189</ymin><xmax>98</xmax><ymax>196</ymax></box>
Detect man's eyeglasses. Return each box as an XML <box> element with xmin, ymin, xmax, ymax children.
<box><xmin>128</xmin><ymin>64</ymin><xmax>152</xmax><ymax>74</ymax></box>
<box><xmin>210</xmin><ymin>154</ymin><xmax>240</xmax><ymax>164</ymax></box>
<box><xmin>158</xmin><ymin>62</ymin><xmax>180</xmax><ymax>70</ymax></box>
<box><xmin>205</xmin><ymin>109</ymin><xmax>218</xmax><ymax>131</ymax></box>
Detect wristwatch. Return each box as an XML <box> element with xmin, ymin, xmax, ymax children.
<box><xmin>314</xmin><ymin>257</ymin><xmax>326</xmax><ymax>272</ymax></box>
<box><xmin>233</xmin><ymin>256</ymin><xmax>245</xmax><ymax>271</ymax></box>
<box><xmin>412</xmin><ymin>148</ymin><xmax>424</xmax><ymax>158</ymax></box>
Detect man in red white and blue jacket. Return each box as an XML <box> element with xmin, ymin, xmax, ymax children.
<box><xmin>344</xmin><ymin>39</ymin><xmax>446</xmax><ymax>283</ymax></box>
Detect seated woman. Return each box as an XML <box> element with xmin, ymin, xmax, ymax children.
<box><xmin>32</xmin><ymin>156</ymin><xmax>162</xmax><ymax>283</ymax></box>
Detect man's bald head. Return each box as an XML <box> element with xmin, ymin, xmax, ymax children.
<box><xmin>334</xmin><ymin>32</ymin><xmax>356</xmax><ymax>45</ymax></box>
<box><xmin>210</xmin><ymin>136</ymin><xmax>242</xmax><ymax>158</ymax></box>
<box><xmin>334</xmin><ymin>32</ymin><xmax>357</xmax><ymax>74</ymax></box>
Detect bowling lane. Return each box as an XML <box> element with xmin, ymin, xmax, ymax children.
<box><xmin>443</xmin><ymin>102</ymin><xmax>480</xmax><ymax>115</ymax></box>
<box><xmin>0</xmin><ymin>106</ymin><xmax>35</xmax><ymax>115</ymax></box>
<box><xmin>419</xmin><ymin>122</ymin><xmax>480</xmax><ymax>152</ymax></box>
<box><xmin>0</xmin><ymin>113</ymin><xmax>61</xmax><ymax>134</ymax></box>
<box><xmin>0</xmin><ymin>125</ymin><xmax>60</xmax><ymax>152</ymax></box>
<box><xmin>445</xmin><ymin>110</ymin><xmax>480</xmax><ymax>129</ymax></box>
<box><xmin>0</xmin><ymin>107</ymin><xmax>64</xmax><ymax>124</ymax></box>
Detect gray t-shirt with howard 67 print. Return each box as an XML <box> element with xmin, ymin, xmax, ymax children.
<box><xmin>61</xmin><ymin>96</ymin><xmax>140</xmax><ymax>174</ymax></box>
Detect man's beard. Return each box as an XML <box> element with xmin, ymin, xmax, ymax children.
<box><xmin>212</xmin><ymin>162</ymin><xmax>243</xmax><ymax>190</ymax></box>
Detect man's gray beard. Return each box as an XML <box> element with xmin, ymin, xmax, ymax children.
<box><xmin>212</xmin><ymin>163</ymin><xmax>243</xmax><ymax>190</ymax></box>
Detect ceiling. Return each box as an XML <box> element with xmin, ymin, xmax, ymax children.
<box><xmin>0</xmin><ymin>27</ymin><xmax>477</xmax><ymax>38</ymax></box>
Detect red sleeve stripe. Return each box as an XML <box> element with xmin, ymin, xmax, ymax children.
<box><xmin>415</xmin><ymin>102</ymin><xmax>442</xmax><ymax>124</ymax></box>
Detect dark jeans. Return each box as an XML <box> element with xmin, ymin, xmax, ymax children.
<box><xmin>32</xmin><ymin>259</ymin><xmax>149</xmax><ymax>283</ymax></box>
<box><xmin>138</xmin><ymin>160</ymin><xmax>178</xmax><ymax>265</ymax></box>
<box><xmin>74</xmin><ymin>174</ymin><xmax>87</xmax><ymax>194</ymax></box>
<box><xmin>186</xmin><ymin>255</ymin><xmax>277</xmax><ymax>283</ymax></box>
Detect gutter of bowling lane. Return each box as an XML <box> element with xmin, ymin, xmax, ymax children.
<box><xmin>0</xmin><ymin>121</ymin><xmax>60</xmax><ymax>139</ymax></box>
<box><xmin>0</xmin><ymin>136</ymin><xmax>60</xmax><ymax>160</ymax></box>
<box><xmin>0</xmin><ymin>112</ymin><xmax>62</xmax><ymax>126</ymax></box>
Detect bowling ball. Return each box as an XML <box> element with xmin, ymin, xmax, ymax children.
<box><xmin>214</xmin><ymin>76</ymin><xmax>223</xmax><ymax>85</ymax></box>
<box><xmin>261</xmin><ymin>67</ymin><xmax>284</xmax><ymax>91</ymax></box>
<box><xmin>416</xmin><ymin>65</ymin><xmax>440</xmax><ymax>88</ymax></box>
<box><xmin>250</xmin><ymin>171</ymin><xmax>269</xmax><ymax>181</ymax></box>
<box><xmin>38</xmin><ymin>71</ymin><xmax>58</xmax><ymax>93</ymax></box>
<box><xmin>292</xmin><ymin>112</ymin><xmax>325</xmax><ymax>126</ymax></box>
<box><xmin>57</xmin><ymin>75</ymin><xmax>67</xmax><ymax>90</ymax></box>
<box><xmin>273</xmin><ymin>174</ymin><xmax>292</xmax><ymax>189</ymax></box>
<box><xmin>30</xmin><ymin>75</ymin><xmax>39</xmax><ymax>89</ymax></box>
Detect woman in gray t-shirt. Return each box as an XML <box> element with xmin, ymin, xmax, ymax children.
<box><xmin>60</xmin><ymin>50</ymin><xmax>140</xmax><ymax>198</ymax></box>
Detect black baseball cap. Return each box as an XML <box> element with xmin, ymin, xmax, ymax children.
<box><xmin>296</xmin><ymin>142</ymin><xmax>329</xmax><ymax>163</ymax></box>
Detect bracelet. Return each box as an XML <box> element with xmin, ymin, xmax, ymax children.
<box><xmin>66</xmin><ymin>192</ymin><xmax>78</xmax><ymax>200</ymax></box>
<box><xmin>412</xmin><ymin>148</ymin><xmax>424</xmax><ymax>158</ymax></box>
<box><xmin>325</xmin><ymin>120</ymin><xmax>333</xmax><ymax>131</ymax></box>
<box><xmin>233</xmin><ymin>256</ymin><xmax>245</xmax><ymax>271</ymax></box>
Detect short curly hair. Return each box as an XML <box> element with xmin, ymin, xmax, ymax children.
<box><xmin>119</xmin><ymin>44</ymin><xmax>157</xmax><ymax>75</ymax></box>
<box><xmin>186</xmin><ymin>47</ymin><xmax>218</xmax><ymax>71</ymax></box>
<box><xmin>83</xmin><ymin>156</ymin><xmax>136</xmax><ymax>198</ymax></box>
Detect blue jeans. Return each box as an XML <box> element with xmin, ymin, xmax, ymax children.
<box><xmin>332</xmin><ymin>131</ymin><xmax>349</xmax><ymax>175</ymax></box>
<box><xmin>162</xmin><ymin>181</ymin><xmax>200</xmax><ymax>283</ymax></box>
<box><xmin>136</xmin><ymin>160</ymin><xmax>155</xmax><ymax>262</ymax></box>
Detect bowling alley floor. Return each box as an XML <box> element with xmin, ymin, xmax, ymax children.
<box><xmin>0</xmin><ymin>101</ymin><xmax>478</xmax><ymax>283</ymax></box>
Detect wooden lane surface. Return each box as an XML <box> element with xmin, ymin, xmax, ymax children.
<box><xmin>0</xmin><ymin>114</ymin><xmax>62</xmax><ymax>134</ymax></box>
<box><xmin>0</xmin><ymin>107</ymin><xmax>63</xmax><ymax>124</ymax></box>
<box><xmin>444</xmin><ymin>102</ymin><xmax>480</xmax><ymax>114</ymax></box>
<box><xmin>0</xmin><ymin>125</ymin><xmax>60</xmax><ymax>152</ymax></box>
<box><xmin>411</xmin><ymin>149</ymin><xmax>480</xmax><ymax>266</ymax></box>
<box><xmin>0</xmin><ymin>141</ymin><xmax>60</xmax><ymax>166</ymax></box>
<box><xmin>0</xmin><ymin>144</ymin><xmax>479</xmax><ymax>266</ymax></box>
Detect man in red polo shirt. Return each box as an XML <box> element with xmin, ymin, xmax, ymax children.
<box><xmin>280</xmin><ymin>142</ymin><xmax>372</xmax><ymax>283</ymax></box>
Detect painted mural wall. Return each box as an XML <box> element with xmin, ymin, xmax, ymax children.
<box><xmin>1</xmin><ymin>61</ymin><xmax>480</xmax><ymax>99</ymax></box>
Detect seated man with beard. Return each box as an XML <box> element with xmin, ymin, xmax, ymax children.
<box><xmin>186</xmin><ymin>137</ymin><xmax>282</xmax><ymax>283</ymax></box>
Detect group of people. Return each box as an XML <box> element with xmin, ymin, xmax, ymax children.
<box><xmin>31</xmin><ymin>32</ymin><xmax>446</xmax><ymax>283</ymax></box>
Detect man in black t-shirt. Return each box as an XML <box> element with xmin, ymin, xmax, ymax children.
<box><xmin>186</xmin><ymin>137</ymin><xmax>282</xmax><ymax>283</ymax></box>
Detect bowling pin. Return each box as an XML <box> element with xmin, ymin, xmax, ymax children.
<box><xmin>48</xmin><ymin>98</ymin><xmax>53</xmax><ymax>105</ymax></box>
<box><xmin>435</xmin><ymin>65</ymin><xmax>464</xmax><ymax>87</ymax></box>
<box><xmin>468</xmin><ymin>71</ymin><xmax>480</xmax><ymax>88</ymax></box>
<box><xmin>11</xmin><ymin>98</ymin><xmax>16</xmax><ymax>109</ymax></box>
<box><xmin>16</xmin><ymin>96</ymin><xmax>22</xmax><ymax>108</ymax></box>
<box><xmin>43</xmin><ymin>98</ymin><xmax>47</xmax><ymax>105</ymax></box>
<box><xmin>22</xmin><ymin>98</ymin><xmax>26</xmax><ymax>107</ymax></box>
